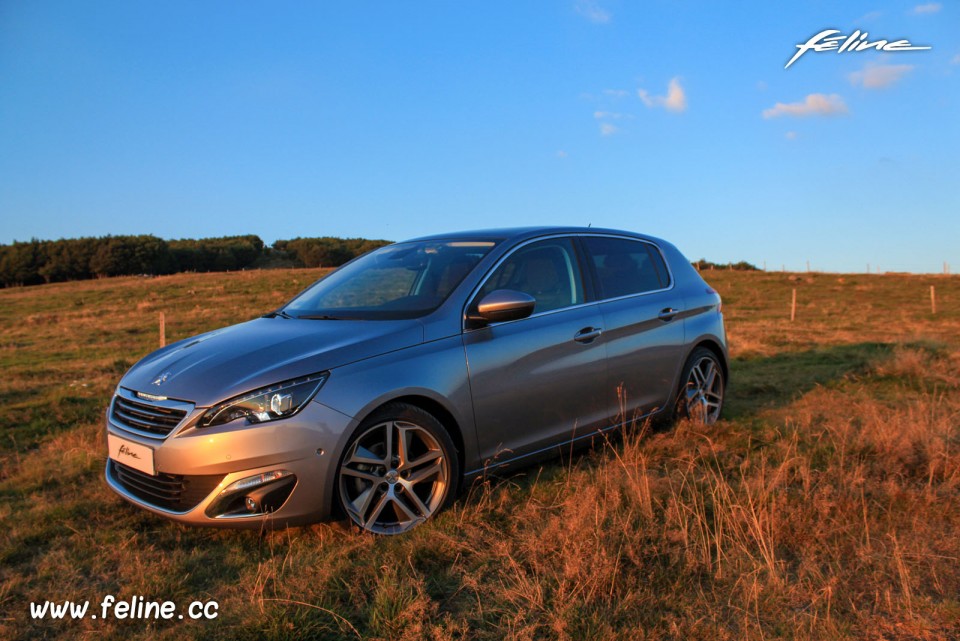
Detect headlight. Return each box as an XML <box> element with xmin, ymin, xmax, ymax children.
<box><xmin>198</xmin><ymin>373</ymin><xmax>329</xmax><ymax>428</ymax></box>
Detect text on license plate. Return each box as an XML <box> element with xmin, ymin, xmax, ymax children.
<box><xmin>107</xmin><ymin>434</ymin><xmax>156</xmax><ymax>476</ymax></box>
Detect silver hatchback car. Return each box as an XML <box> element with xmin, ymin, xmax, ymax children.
<box><xmin>105</xmin><ymin>227</ymin><xmax>727</xmax><ymax>534</ymax></box>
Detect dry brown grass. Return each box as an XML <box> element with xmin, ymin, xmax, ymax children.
<box><xmin>1</xmin><ymin>268</ymin><xmax>959</xmax><ymax>640</ymax></box>
<box><xmin>428</xmin><ymin>346</ymin><xmax>960</xmax><ymax>639</ymax></box>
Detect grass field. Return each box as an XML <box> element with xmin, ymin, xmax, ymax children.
<box><xmin>2</xmin><ymin>268</ymin><xmax>959</xmax><ymax>640</ymax></box>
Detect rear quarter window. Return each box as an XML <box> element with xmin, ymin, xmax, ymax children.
<box><xmin>582</xmin><ymin>236</ymin><xmax>669</xmax><ymax>299</ymax></box>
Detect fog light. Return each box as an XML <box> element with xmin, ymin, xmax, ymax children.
<box><xmin>204</xmin><ymin>470</ymin><xmax>297</xmax><ymax>519</ymax></box>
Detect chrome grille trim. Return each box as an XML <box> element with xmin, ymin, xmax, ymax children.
<box><xmin>110</xmin><ymin>388</ymin><xmax>194</xmax><ymax>439</ymax></box>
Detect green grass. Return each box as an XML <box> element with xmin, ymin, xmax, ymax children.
<box><xmin>2</xmin><ymin>268</ymin><xmax>959</xmax><ymax>640</ymax></box>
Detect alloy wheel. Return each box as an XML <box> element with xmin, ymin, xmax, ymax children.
<box><xmin>338</xmin><ymin>420</ymin><xmax>449</xmax><ymax>534</ymax></box>
<box><xmin>683</xmin><ymin>356</ymin><xmax>724</xmax><ymax>425</ymax></box>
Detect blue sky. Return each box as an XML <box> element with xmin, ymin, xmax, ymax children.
<box><xmin>1</xmin><ymin>1</ymin><xmax>957</xmax><ymax>272</ymax></box>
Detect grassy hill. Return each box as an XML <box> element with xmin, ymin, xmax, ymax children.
<box><xmin>2</xmin><ymin>268</ymin><xmax>959</xmax><ymax>640</ymax></box>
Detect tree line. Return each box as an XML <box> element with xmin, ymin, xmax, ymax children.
<box><xmin>0</xmin><ymin>234</ymin><xmax>757</xmax><ymax>288</ymax></box>
<box><xmin>0</xmin><ymin>235</ymin><xmax>392</xmax><ymax>287</ymax></box>
<box><xmin>692</xmin><ymin>258</ymin><xmax>759</xmax><ymax>272</ymax></box>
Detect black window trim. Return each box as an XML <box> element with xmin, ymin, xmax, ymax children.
<box><xmin>643</xmin><ymin>242</ymin><xmax>671</xmax><ymax>289</ymax></box>
<box><xmin>572</xmin><ymin>236</ymin><xmax>599</xmax><ymax>303</ymax></box>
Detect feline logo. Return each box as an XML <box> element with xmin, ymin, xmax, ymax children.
<box><xmin>786</xmin><ymin>29</ymin><xmax>931</xmax><ymax>69</ymax></box>
<box><xmin>118</xmin><ymin>444</ymin><xmax>141</xmax><ymax>460</ymax></box>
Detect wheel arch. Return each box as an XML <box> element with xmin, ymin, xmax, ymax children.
<box><xmin>360</xmin><ymin>394</ymin><xmax>466</xmax><ymax>480</ymax></box>
<box><xmin>668</xmin><ymin>337</ymin><xmax>728</xmax><ymax>425</ymax></box>
<box><xmin>667</xmin><ymin>336</ymin><xmax>729</xmax><ymax>409</ymax></box>
<box><xmin>691</xmin><ymin>338</ymin><xmax>729</xmax><ymax>382</ymax></box>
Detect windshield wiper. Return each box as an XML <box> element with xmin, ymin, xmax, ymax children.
<box><xmin>263</xmin><ymin>310</ymin><xmax>294</xmax><ymax>319</ymax></box>
<box><xmin>297</xmin><ymin>314</ymin><xmax>345</xmax><ymax>320</ymax></box>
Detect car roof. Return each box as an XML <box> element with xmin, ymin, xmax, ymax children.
<box><xmin>406</xmin><ymin>226</ymin><xmax>665</xmax><ymax>245</ymax></box>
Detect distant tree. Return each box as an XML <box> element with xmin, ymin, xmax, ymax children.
<box><xmin>274</xmin><ymin>237</ymin><xmax>391</xmax><ymax>268</ymax></box>
<box><xmin>692</xmin><ymin>258</ymin><xmax>759</xmax><ymax>272</ymax></box>
<box><xmin>0</xmin><ymin>241</ymin><xmax>44</xmax><ymax>286</ymax></box>
<box><xmin>37</xmin><ymin>241</ymin><xmax>72</xmax><ymax>283</ymax></box>
<box><xmin>89</xmin><ymin>235</ymin><xmax>170</xmax><ymax>277</ymax></box>
<box><xmin>168</xmin><ymin>235</ymin><xmax>265</xmax><ymax>272</ymax></box>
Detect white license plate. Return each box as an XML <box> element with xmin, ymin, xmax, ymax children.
<box><xmin>108</xmin><ymin>434</ymin><xmax>156</xmax><ymax>476</ymax></box>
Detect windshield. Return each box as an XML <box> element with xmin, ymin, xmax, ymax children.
<box><xmin>281</xmin><ymin>240</ymin><xmax>498</xmax><ymax>320</ymax></box>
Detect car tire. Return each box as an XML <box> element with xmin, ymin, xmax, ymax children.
<box><xmin>337</xmin><ymin>403</ymin><xmax>458</xmax><ymax>535</ymax></box>
<box><xmin>674</xmin><ymin>347</ymin><xmax>725</xmax><ymax>425</ymax></box>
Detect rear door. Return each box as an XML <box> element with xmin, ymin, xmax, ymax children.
<box><xmin>580</xmin><ymin>235</ymin><xmax>686</xmax><ymax>420</ymax></box>
<box><xmin>463</xmin><ymin>237</ymin><xmax>609</xmax><ymax>466</ymax></box>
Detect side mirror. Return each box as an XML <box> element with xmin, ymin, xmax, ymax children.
<box><xmin>468</xmin><ymin>290</ymin><xmax>536</xmax><ymax>326</ymax></box>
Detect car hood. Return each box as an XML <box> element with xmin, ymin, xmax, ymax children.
<box><xmin>119</xmin><ymin>317</ymin><xmax>425</xmax><ymax>407</ymax></box>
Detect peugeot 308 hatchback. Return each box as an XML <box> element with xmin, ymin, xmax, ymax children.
<box><xmin>105</xmin><ymin>227</ymin><xmax>727</xmax><ymax>534</ymax></box>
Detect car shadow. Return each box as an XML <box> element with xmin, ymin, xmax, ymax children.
<box><xmin>722</xmin><ymin>341</ymin><xmax>893</xmax><ymax>420</ymax></box>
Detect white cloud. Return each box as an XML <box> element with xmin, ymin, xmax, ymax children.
<box><xmin>912</xmin><ymin>3</ymin><xmax>941</xmax><ymax>14</ymax></box>
<box><xmin>785</xmin><ymin>131</ymin><xmax>798</xmax><ymax>140</ymax></box>
<box><xmin>762</xmin><ymin>93</ymin><xmax>848</xmax><ymax>119</ymax></box>
<box><xmin>556</xmin><ymin>150</ymin><xmax>569</xmax><ymax>159</ymax></box>
<box><xmin>849</xmin><ymin>63</ymin><xmax>914</xmax><ymax>89</ymax></box>
<box><xmin>858</xmin><ymin>10</ymin><xmax>883</xmax><ymax>22</ymax></box>
<box><xmin>593</xmin><ymin>111</ymin><xmax>632</xmax><ymax>120</ymax></box>
<box><xmin>952</xmin><ymin>54</ymin><xmax>960</xmax><ymax>65</ymax></box>
<box><xmin>602</xmin><ymin>89</ymin><xmax>629</xmax><ymax>98</ymax></box>
<box><xmin>638</xmin><ymin>77</ymin><xmax>687</xmax><ymax>113</ymax></box>
<box><xmin>575</xmin><ymin>0</ymin><xmax>610</xmax><ymax>24</ymax></box>
<box><xmin>594</xmin><ymin>109</ymin><xmax>633</xmax><ymax>135</ymax></box>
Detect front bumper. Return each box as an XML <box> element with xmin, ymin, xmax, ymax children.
<box><xmin>104</xmin><ymin>396</ymin><xmax>357</xmax><ymax>528</ymax></box>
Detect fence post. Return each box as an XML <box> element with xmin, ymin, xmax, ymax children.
<box><xmin>159</xmin><ymin>312</ymin><xmax>166</xmax><ymax>347</ymax></box>
<box><xmin>791</xmin><ymin>288</ymin><xmax>797</xmax><ymax>322</ymax></box>
<box><xmin>930</xmin><ymin>286</ymin><xmax>936</xmax><ymax>315</ymax></box>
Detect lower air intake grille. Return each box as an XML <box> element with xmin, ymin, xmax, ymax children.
<box><xmin>111</xmin><ymin>460</ymin><xmax>224</xmax><ymax>512</ymax></box>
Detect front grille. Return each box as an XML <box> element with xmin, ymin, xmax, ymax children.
<box><xmin>111</xmin><ymin>460</ymin><xmax>224</xmax><ymax>512</ymax></box>
<box><xmin>111</xmin><ymin>390</ymin><xmax>192</xmax><ymax>438</ymax></box>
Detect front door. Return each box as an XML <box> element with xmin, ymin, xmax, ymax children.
<box><xmin>462</xmin><ymin>237</ymin><xmax>609</xmax><ymax>467</ymax></box>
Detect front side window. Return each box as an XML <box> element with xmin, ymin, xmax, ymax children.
<box><xmin>582</xmin><ymin>236</ymin><xmax>669</xmax><ymax>299</ymax></box>
<box><xmin>283</xmin><ymin>240</ymin><xmax>497</xmax><ymax>320</ymax></box>
<box><xmin>475</xmin><ymin>238</ymin><xmax>585</xmax><ymax>314</ymax></box>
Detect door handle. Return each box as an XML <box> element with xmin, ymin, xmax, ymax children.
<box><xmin>658</xmin><ymin>308</ymin><xmax>680</xmax><ymax>321</ymax></box>
<box><xmin>574</xmin><ymin>327</ymin><xmax>603</xmax><ymax>343</ymax></box>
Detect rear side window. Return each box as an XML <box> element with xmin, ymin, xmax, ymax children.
<box><xmin>582</xmin><ymin>236</ymin><xmax>669</xmax><ymax>299</ymax></box>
